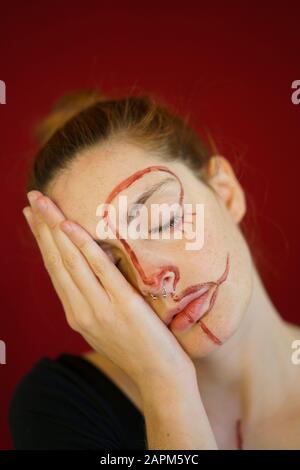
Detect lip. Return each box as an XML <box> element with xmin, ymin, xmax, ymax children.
<box><xmin>163</xmin><ymin>253</ymin><xmax>230</xmax><ymax>327</ymax></box>
<box><xmin>164</xmin><ymin>285</ymin><xmax>214</xmax><ymax>326</ymax></box>
<box><xmin>170</xmin><ymin>286</ymin><xmax>217</xmax><ymax>331</ymax></box>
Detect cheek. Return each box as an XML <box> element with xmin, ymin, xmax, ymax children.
<box><xmin>177</xmin><ymin>259</ymin><xmax>253</xmax><ymax>359</ymax></box>
<box><xmin>174</xmin><ymin>203</ymin><xmax>253</xmax><ymax>356</ymax></box>
<box><xmin>207</xmin><ymin>227</ymin><xmax>253</xmax><ymax>349</ymax></box>
<box><xmin>204</xmin><ymin>200</ymin><xmax>254</xmax><ymax>320</ymax></box>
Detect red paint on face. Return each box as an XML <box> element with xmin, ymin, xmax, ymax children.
<box><xmin>100</xmin><ymin>165</ymin><xmax>229</xmax><ymax>345</ymax></box>
<box><xmin>171</xmin><ymin>253</ymin><xmax>230</xmax><ymax>343</ymax></box>
<box><xmin>102</xmin><ymin>165</ymin><xmax>183</xmax><ymax>291</ymax></box>
<box><xmin>236</xmin><ymin>419</ymin><xmax>243</xmax><ymax>450</ymax></box>
<box><xmin>197</xmin><ymin>252</ymin><xmax>230</xmax><ymax>345</ymax></box>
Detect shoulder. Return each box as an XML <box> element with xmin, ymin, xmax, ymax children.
<box><xmin>9</xmin><ymin>354</ymin><xmax>110</xmax><ymax>420</ymax></box>
<box><xmin>9</xmin><ymin>354</ymin><xmax>145</xmax><ymax>449</ymax></box>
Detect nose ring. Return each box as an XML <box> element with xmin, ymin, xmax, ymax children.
<box><xmin>150</xmin><ymin>293</ymin><xmax>158</xmax><ymax>300</ymax></box>
<box><xmin>150</xmin><ymin>286</ymin><xmax>168</xmax><ymax>300</ymax></box>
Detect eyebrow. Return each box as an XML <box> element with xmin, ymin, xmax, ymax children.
<box><xmin>130</xmin><ymin>176</ymin><xmax>176</xmax><ymax>207</ymax></box>
<box><xmin>94</xmin><ymin>176</ymin><xmax>176</xmax><ymax>245</ymax></box>
<box><xmin>126</xmin><ymin>176</ymin><xmax>177</xmax><ymax>227</ymax></box>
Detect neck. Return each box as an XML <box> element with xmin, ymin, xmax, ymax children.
<box><xmin>192</xmin><ymin>258</ymin><xmax>293</xmax><ymax>430</ymax></box>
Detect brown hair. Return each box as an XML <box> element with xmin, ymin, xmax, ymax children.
<box><xmin>26</xmin><ymin>88</ymin><xmax>215</xmax><ymax>194</ymax></box>
<box><xmin>26</xmin><ymin>87</ymin><xmax>267</xmax><ymax>277</ymax></box>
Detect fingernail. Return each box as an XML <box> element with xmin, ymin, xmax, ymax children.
<box><xmin>22</xmin><ymin>207</ymin><xmax>31</xmax><ymax>219</ymax></box>
<box><xmin>35</xmin><ymin>196</ymin><xmax>47</xmax><ymax>211</ymax></box>
<box><xmin>27</xmin><ymin>191</ymin><xmax>39</xmax><ymax>204</ymax></box>
<box><xmin>22</xmin><ymin>208</ymin><xmax>33</xmax><ymax>229</ymax></box>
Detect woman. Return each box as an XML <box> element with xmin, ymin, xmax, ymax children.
<box><xmin>9</xmin><ymin>89</ymin><xmax>300</xmax><ymax>450</ymax></box>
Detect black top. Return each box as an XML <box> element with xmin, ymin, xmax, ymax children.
<box><xmin>9</xmin><ymin>354</ymin><xmax>147</xmax><ymax>450</ymax></box>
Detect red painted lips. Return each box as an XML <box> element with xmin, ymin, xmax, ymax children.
<box><xmin>170</xmin><ymin>285</ymin><xmax>217</xmax><ymax>331</ymax></box>
<box><xmin>164</xmin><ymin>253</ymin><xmax>230</xmax><ymax>336</ymax></box>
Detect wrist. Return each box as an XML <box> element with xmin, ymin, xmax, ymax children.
<box><xmin>139</xmin><ymin>366</ymin><xmax>198</xmax><ymax>405</ymax></box>
<box><xmin>139</xmin><ymin>369</ymin><xmax>218</xmax><ymax>450</ymax></box>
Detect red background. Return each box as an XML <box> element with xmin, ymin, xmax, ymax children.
<box><xmin>1</xmin><ymin>1</ymin><xmax>300</xmax><ymax>450</ymax></box>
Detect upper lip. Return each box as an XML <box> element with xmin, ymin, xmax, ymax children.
<box><xmin>163</xmin><ymin>282</ymin><xmax>216</xmax><ymax>326</ymax></box>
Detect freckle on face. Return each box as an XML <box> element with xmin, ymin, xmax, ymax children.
<box><xmin>100</xmin><ymin>164</ymin><xmax>229</xmax><ymax>346</ymax></box>
<box><xmin>101</xmin><ymin>165</ymin><xmax>184</xmax><ymax>291</ymax></box>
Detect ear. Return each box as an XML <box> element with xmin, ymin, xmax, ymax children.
<box><xmin>205</xmin><ymin>156</ymin><xmax>246</xmax><ymax>224</ymax></box>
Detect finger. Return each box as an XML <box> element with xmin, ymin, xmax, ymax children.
<box><xmin>23</xmin><ymin>204</ymin><xmax>90</xmax><ymax>331</ymax></box>
<box><xmin>23</xmin><ymin>206</ymin><xmax>77</xmax><ymax>327</ymax></box>
<box><xmin>28</xmin><ymin>193</ymin><xmax>112</xmax><ymax>310</ymax></box>
<box><xmin>59</xmin><ymin>218</ymin><xmax>137</xmax><ymax>299</ymax></box>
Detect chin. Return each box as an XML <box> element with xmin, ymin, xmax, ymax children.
<box><xmin>171</xmin><ymin>240</ymin><xmax>254</xmax><ymax>359</ymax></box>
<box><xmin>172</xmin><ymin>284</ymin><xmax>252</xmax><ymax>359</ymax></box>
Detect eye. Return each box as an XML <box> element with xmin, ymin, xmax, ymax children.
<box><xmin>151</xmin><ymin>213</ymin><xmax>182</xmax><ymax>234</ymax></box>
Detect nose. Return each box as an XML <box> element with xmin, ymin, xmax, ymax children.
<box><xmin>138</xmin><ymin>266</ymin><xmax>179</xmax><ymax>298</ymax></box>
<box><xmin>160</xmin><ymin>270</ymin><xmax>176</xmax><ymax>294</ymax></box>
<box><xmin>116</xmin><ymin>239</ymin><xmax>180</xmax><ymax>298</ymax></box>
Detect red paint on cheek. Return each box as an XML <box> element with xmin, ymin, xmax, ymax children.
<box><xmin>101</xmin><ymin>165</ymin><xmax>229</xmax><ymax>348</ymax></box>
<box><xmin>198</xmin><ymin>320</ymin><xmax>222</xmax><ymax>345</ymax></box>
<box><xmin>197</xmin><ymin>252</ymin><xmax>230</xmax><ymax>345</ymax></box>
<box><xmin>102</xmin><ymin>165</ymin><xmax>183</xmax><ymax>290</ymax></box>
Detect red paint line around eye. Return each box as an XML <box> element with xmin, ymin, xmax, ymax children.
<box><xmin>102</xmin><ymin>166</ymin><xmax>184</xmax><ymax>291</ymax></box>
<box><xmin>100</xmin><ymin>165</ymin><xmax>229</xmax><ymax>348</ymax></box>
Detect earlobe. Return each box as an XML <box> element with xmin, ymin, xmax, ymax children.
<box><xmin>206</xmin><ymin>155</ymin><xmax>246</xmax><ymax>224</ymax></box>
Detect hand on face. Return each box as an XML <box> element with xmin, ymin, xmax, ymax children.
<box><xmin>23</xmin><ymin>190</ymin><xmax>195</xmax><ymax>389</ymax></box>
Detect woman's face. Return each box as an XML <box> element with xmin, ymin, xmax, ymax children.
<box><xmin>46</xmin><ymin>139</ymin><xmax>253</xmax><ymax>358</ymax></box>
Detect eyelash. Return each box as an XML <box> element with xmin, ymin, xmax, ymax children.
<box><xmin>106</xmin><ymin>216</ymin><xmax>182</xmax><ymax>269</ymax></box>
<box><xmin>151</xmin><ymin>214</ymin><xmax>182</xmax><ymax>234</ymax></box>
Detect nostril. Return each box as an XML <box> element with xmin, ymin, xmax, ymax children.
<box><xmin>162</xmin><ymin>272</ymin><xmax>176</xmax><ymax>294</ymax></box>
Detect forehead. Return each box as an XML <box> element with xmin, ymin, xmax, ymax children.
<box><xmin>47</xmin><ymin>140</ymin><xmax>180</xmax><ymax>240</ymax></box>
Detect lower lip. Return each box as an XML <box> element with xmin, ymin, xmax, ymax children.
<box><xmin>170</xmin><ymin>289</ymin><xmax>215</xmax><ymax>332</ymax></box>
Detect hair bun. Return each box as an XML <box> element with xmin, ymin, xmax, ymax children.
<box><xmin>34</xmin><ymin>88</ymin><xmax>107</xmax><ymax>147</ymax></box>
